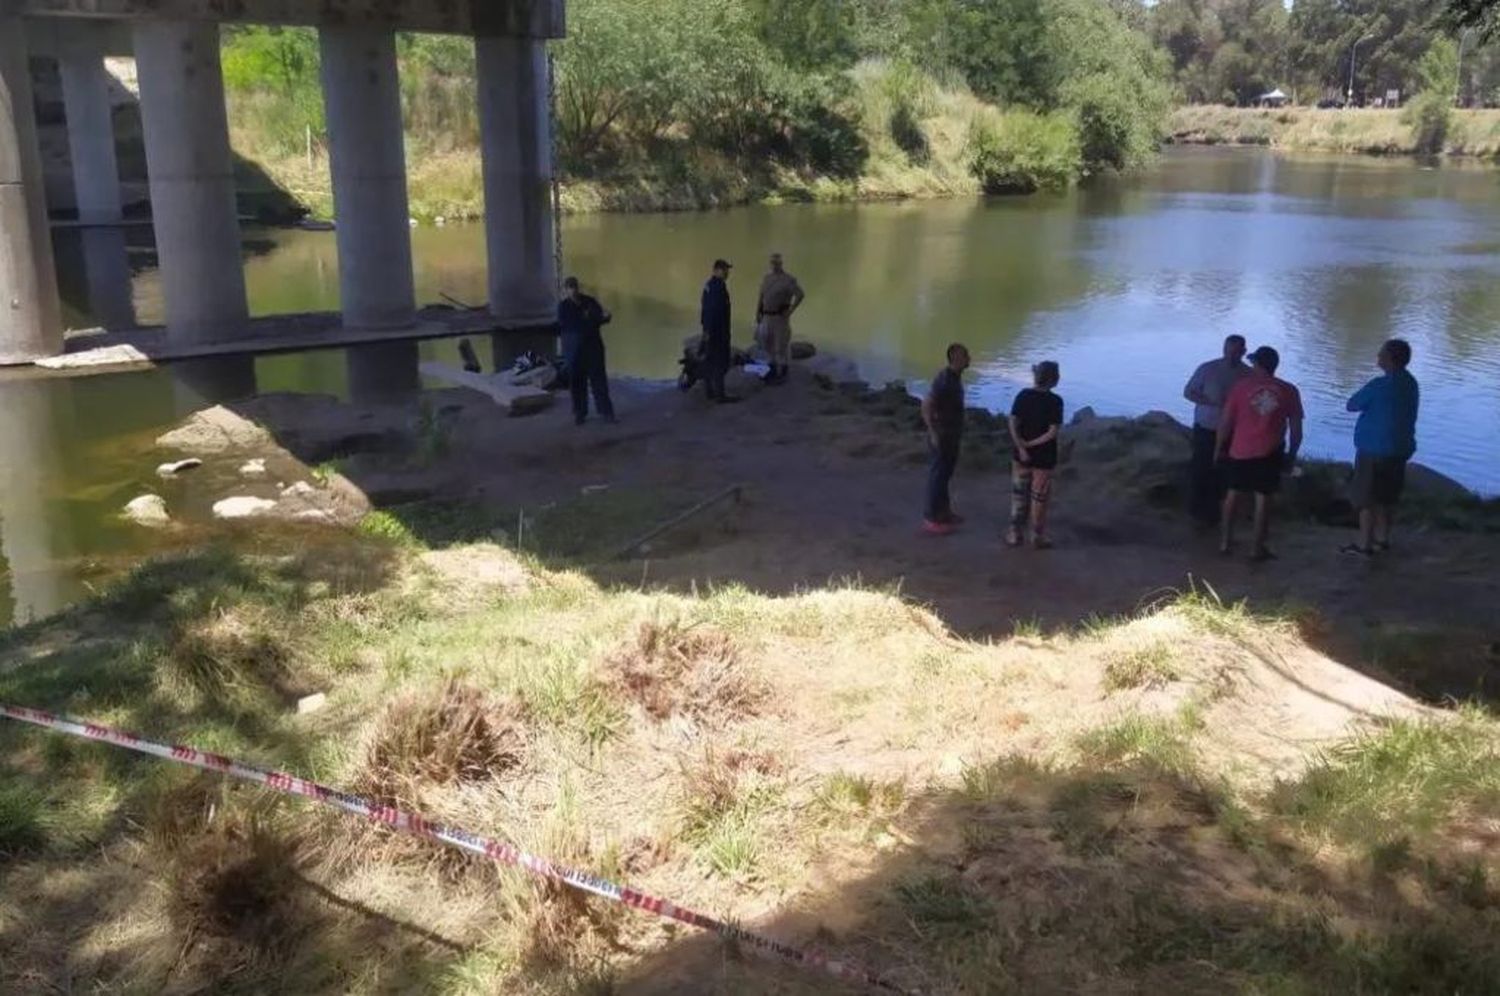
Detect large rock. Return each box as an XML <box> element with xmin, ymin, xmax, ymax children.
<box><xmin>122</xmin><ymin>494</ymin><xmax>170</xmax><ymax>528</ymax></box>
<box><xmin>790</xmin><ymin>340</ymin><xmax>817</xmax><ymax>361</ymax></box>
<box><xmin>157</xmin><ymin>405</ymin><xmax>271</xmax><ymax>455</ymax></box>
<box><xmin>1406</xmin><ymin>462</ymin><xmax>1475</xmax><ymax>501</ymax></box>
<box><xmin>804</xmin><ymin>353</ymin><xmax>863</xmax><ymax>389</ymax></box>
<box><xmin>236</xmin><ymin>393</ymin><xmax>410</xmax><ymax>460</ymax></box>
<box><xmin>213</xmin><ymin>496</ymin><xmax>278</xmax><ymax>520</ymax></box>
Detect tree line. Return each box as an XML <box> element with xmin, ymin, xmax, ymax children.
<box><xmin>215</xmin><ymin>0</ymin><xmax>1500</xmax><ymax>207</ymax></box>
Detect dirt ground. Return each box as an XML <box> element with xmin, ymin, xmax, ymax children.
<box><xmin>308</xmin><ymin>363</ymin><xmax>1500</xmax><ymax>708</ymax></box>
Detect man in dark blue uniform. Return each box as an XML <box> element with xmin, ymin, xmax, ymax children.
<box><xmin>558</xmin><ymin>276</ymin><xmax>616</xmax><ymax>425</ymax></box>
<box><xmin>700</xmin><ymin>258</ymin><xmax>735</xmax><ymax>403</ymax></box>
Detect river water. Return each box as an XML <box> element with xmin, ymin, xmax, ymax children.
<box><xmin>3</xmin><ymin>146</ymin><xmax>1499</xmax><ymax>625</ymax></box>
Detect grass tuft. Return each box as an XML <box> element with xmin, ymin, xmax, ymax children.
<box><xmin>600</xmin><ymin>616</ymin><xmax>765</xmax><ymax>724</ymax></box>
<box><xmin>1103</xmin><ymin>642</ymin><xmax>1181</xmax><ymax>691</ymax></box>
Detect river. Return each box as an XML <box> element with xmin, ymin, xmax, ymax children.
<box><xmin>3</xmin><ymin>146</ymin><xmax>1499</xmax><ymax>625</ymax></box>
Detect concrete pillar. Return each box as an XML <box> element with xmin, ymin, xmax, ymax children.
<box><xmin>476</xmin><ymin>36</ymin><xmax>556</xmax><ymax>324</ymax></box>
<box><xmin>134</xmin><ymin>21</ymin><xmax>247</xmax><ymax>344</ymax></box>
<box><xmin>0</xmin><ymin>18</ymin><xmax>64</xmax><ymax>364</ymax></box>
<box><xmin>57</xmin><ymin>22</ymin><xmax>134</xmax><ymax>329</ymax></box>
<box><xmin>319</xmin><ymin>27</ymin><xmax>416</xmax><ymax>331</ymax></box>
<box><xmin>58</xmin><ymin>25</ymin><xmax>123</xmax><ymax>224</ymax></box>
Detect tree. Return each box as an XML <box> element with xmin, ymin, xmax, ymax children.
<box><xmin>1404</xmin><ymin>37</ymin><xmax>1459</xmax><ymax>151</ymax></box>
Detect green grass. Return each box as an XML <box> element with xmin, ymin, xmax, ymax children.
<box><xmin>1103</xmin><ymin>642</ymin><xmax>1181</xmax><ymax>691</ymax></box>
<box><xmin>1272</xmin><ymin>710</ymin><xmax>1500</xmax><ymax>849</ymax></box>
<box><xmin>1075</xmin><ymin>708</ymin><xmax>1203</xmax><ymax>775</ymax></box>
<box><xmin>894</xmin><ymin>874</ymin><xmax>992</xmax><ymax>937</ymax></box>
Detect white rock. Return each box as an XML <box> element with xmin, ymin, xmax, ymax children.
<box><xmin>239</xmin><ymin>458</ymin><xmax>267</xmax><ymax>478</ymax></box>
<box><xmin>293</xmin><ymin>509</ymin><xmax>333</xmax><ymax>522</ymax></box>
<box><xmin>213</xmin><ymin>496</ymin><xmax>278</xmax><ymax>520</ymax></box>
<box><xmin>281</xmin><ymin>481</ymin><xmax>316</xmax><ymax>498</ymax></box>
<box><xmin>156</xmin><ymin>458</ymin><xmax>203</xmax><ymax>478</ymax></box>
<box><xmin>296</xmin><ymin>692</ymin><xmax>327</xmax><ymax>715</ymax></box>
<box><xmin>122</xmin><ymin>494</ymin><xmax>170</xmax><ymax>527</ymax></box>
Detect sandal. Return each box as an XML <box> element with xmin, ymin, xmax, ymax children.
<box><xmin>1004</xmin><ymin>528</ymin><xmax>1023</xmax><ymax>548</ymax></box>
<box><xmin>1032</xmin><ymin>535</ymin><xmax>1053</xmax><ymax>550</ymax></box>
<box><xmin>1339</xmin><ymin>543</ymin><xmax>1374</xmax><ymax>559</ymax></box>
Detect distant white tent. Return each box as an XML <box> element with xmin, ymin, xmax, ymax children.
<box><xmin>1258</xmin><ymin>88</ymin><xmax>1289</xmax><ymax>107</ymax></box>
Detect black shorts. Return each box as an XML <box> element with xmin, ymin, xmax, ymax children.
<box><xmin>1352</xmin><ymin>452</ymin><xmax>1407</xmax><ymax>507</ymax></box>
<box><xmin>1226</xmin><ymin>453</ymin><xmax>1283</xmax><ymax>495</ymax></box>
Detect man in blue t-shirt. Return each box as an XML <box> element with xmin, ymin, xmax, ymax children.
<box><xmin>1342</xmin><ymin>338</ymin><xmax>1419</xmax><ymax>558</ymax></box>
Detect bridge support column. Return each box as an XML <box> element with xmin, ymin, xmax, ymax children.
<box><xmin>58</xmin><ymin>22</ymin><xmax>134</xmax><ymax>328</ymax></box>
<box><xmin>0</xmin><ymin>17</ymin><xmax>63</xmax><ymax>364</ymax></box>
<box><xmin>134</xmin><ymin>20</ymin><xmax>247</xmax><ymax>345</ymax></box>
<box><xmin>319</xmin><ymin>26</ymin><xmax>415</xmax><ymax>331</ymax></box>
<box><xmin>476</xmin><ymin>36</ymin><xmax>556</xmax><ymax>325</ymax></box>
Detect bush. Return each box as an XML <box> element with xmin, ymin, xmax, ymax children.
<box><xmin>968</xmin><ymin>108</ymin><xmax>1081</xmax><ymax>193</ymax></box>
<box><xmin>1404</xmin><ymin>39</ymin><xmax>1459</xmax><ymax>155</ymax></box>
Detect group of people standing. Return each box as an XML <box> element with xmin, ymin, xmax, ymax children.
<box><xmin>557</xmin><ymin>254</ymin><xmax>806</xmax><ymax>422</ymax></box>
<box><xmin>1186</xmin><ymin>333</ymin><xmax>1419</xmax><ymax>560</ymax></box>
<box><xmin>924</xmin><ymin>333</ymin><xmax>1420</xmax><ymax>560</ymax></box>
<box><xmin>560</xmin><ymin>261</ymin><xmax>1421</xmax><ymax>560</ymax></box>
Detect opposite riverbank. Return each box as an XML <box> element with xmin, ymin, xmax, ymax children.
<box><xmin>4</xmin><ymin>361</ymin><xmax>1500</xmax><ymax>993</ymax></box>
<box><xmin>1168</xmin><ymin>105</ymin><xmax>1500</xmax><ymax>157</ymax></box>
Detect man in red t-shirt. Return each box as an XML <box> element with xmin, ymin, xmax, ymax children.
<box><xmin>1216</xmin><ymin>345</ymin><xmax>1303</xmax><ymax>561</ymax></box>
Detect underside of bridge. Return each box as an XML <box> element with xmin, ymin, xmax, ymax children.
<box><xmin>0</xmin><ymin>0</ymin><xmax>565</xmax><ymax>371</ymax></box>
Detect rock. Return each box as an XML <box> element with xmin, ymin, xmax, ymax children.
<box><xmin>724</xmin><ymin>366</ymin><xmax>768</xmax><ymax>397</ymax></box>
<box><xmin>281</xmin><ymin>481</ymin><xmax>317</xmax><ymax>498</ymax></box>
<box><xmin>293</xmin><ymin>509</ymin><xmax>334</xmax><ymax>523</ymax></box>
<box><xmin>156</xmin><ymin>458</ymin><xmax>203</xmax><ymax>478</ymax></box>
<box><xmin>122</xmin><ymin>494</ymin><xmax>170</xmax><ymax>527</ymax></box>
<box><xmin>296</xmin><ymin>692</ymin><xmax>327</xmax><ymax>715</ymax></box>
<box><xmin>240</xmin><ymin>458</ymin><xmax>268</xmax><ymax>477</ymax></box>
<box><xmin>212</xmin><ymin>496</ymin><xmax>278</xmax><ymax>520</ymax></box>
<box><xmin>1071</xmin><ymin>406</ymin><xmax>1098</xmax><ymax>426</ymax></box>
<box><xmin>1407</xmin><ymin>462</ymin><xmax>1474</xmax><ymax>501</ymax></box>
<box><xmin>235</xmin><ymin>393</ymin><xmax>408</xmax><ymax>462</ymax></box>
<box><xmin>804</xmin><ymin>353</ymin><xmax>862</xmax><ymax>388</ymax></box>
<box><xmin>157</xmin><ymin>405</ymin><xmax>272</xmax><ymax>455</ymax></box>
<box><xmin>790</xmin><ymin>340</ymin><xmax>817</xmax><ymax>361</ymax></box>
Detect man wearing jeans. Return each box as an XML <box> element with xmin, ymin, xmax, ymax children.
<box><xmin>558</xmin><ymin>276</ymin><xmax>616</xmax><ymax>426</ymax></box>
<box><xmin>920</xmin><ymin>343</ymin><xmax>970</xmax><ymax>535</ymax></box>
<box><xmin>1342</xmin><ymin>338</ymin><xmax>1419</xmax><ymax>557</ymax></box>
<box><xmin>1184</xmin><ymin>334</ymin><xmax>1249</xmax><ymax>526</ymax></box>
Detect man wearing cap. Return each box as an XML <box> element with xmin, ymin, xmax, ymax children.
<box><xmin>1216</xmin><ymin>345</ymin><xmax>1303</xmax><ymax>561</ymax></box>
<box><xmin>1183</xmin><ymin>334</ymin><xmax>1249</xmax><ymax>527</ymax></box>
<box><xmin>558</xmin><ymin>276</ymin><xmax>617</xmax><ymax>425</ymax></box>
<box><xmin>700</xmin><ymin>259</ymin><xmax>736</xmax><ymax>403</ymax></box>
<box><xmin>756</xmin><ymin>252</ymin><xmax>804</xmax><ymax>384</ymax></box>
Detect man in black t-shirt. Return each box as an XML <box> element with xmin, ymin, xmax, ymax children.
<box><xmin>920</xmin><ymin>343</ymin><xmax>970</xmax><ymax>534</ymax></box>
<box><xmin>1007</xmin><ymin>361</ymin><xmax>1064</xmax><ymax>549</ymax></box>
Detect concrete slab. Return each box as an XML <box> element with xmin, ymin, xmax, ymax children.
<box><xmin>418</xmin><ymin>362</ymin><xmax>553</xmax><ymax>415</ymax></box>
<box><xmin>31</xmin><ymin>307</ymin><xmax>553</xmax><ymax>373</ymax></box>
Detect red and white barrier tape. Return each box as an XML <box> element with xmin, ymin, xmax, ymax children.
<box><xmin>0</xmin><ymin>702</ymin><xmax>906</xmax><ymax>993</ymax></box>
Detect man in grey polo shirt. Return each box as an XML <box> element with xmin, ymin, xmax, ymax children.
<box><xmin>1184</xmin><ymin>334</ymin><xmax>1249</xmax><ymax>526</ymax></box>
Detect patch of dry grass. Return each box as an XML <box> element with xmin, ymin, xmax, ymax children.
<box><xmin>601</xmin><ymin>616</ymin><xmax>765</xmax><ymax>724</ymax></box>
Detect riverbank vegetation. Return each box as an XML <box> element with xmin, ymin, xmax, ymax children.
<box><xmin>5</xmin><ymin>520</ymin><xmax>1500</xmax><ymax>992</ymax></box>
<box><xmin>220</xmin><ymin>0</ymin><xmax>1171</xmax><ymax>218</ymax></box>
<box><xmin>1167</xmin><ymin>104</ymin><xmax>1500</xmax><ymax>155</ymax></box>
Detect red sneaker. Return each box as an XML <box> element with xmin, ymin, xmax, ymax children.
<box><xmin>922</xmin><ymin>519</ymin><xmax>956</xmax><ymax>536</ymax></box>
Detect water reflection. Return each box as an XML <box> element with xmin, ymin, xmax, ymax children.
<box><xmin>0</xmin><ymin>380</ymin><xmax>72</xmax><ymax>623</ymax></box>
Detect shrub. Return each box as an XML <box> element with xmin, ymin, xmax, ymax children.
<box><xmin>968</xmin><ymin>109</ymin><xmax>1081</xmax><ymax>193</ymax></box>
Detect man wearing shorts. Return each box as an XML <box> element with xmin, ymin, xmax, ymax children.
<box><xmin>1342</xmin><ymin>338</ymin><xmax>1419</xmax><ymax>558</ymax></box>
<box><xmin>755</xmin><ymin>252</ymin><xmax>804</xmax><ymax>385</ymax></box>
<box><xmin>1217</xmin><ymin>346</ymin><xmax>1303</xmax><ymax>561</ymax></box>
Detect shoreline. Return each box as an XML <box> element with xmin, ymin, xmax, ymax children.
<box><xmin>1166</xmin><ymin>105</ymin><xmax>1500</xmax><ymax>159</ymax></box>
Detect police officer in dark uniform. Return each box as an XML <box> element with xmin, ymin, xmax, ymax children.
<box><xmin>558</xmin><ymin>276</ymin><xmax>616</xmax><ymax>425</ymax></box>
<box><xmin>700</xmin><ymin>259</ymin><xmax>735</xmax><ymax>403</ymax></box>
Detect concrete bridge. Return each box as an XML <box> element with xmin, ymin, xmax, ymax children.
<box><xmin>1</xmin><ymin>0</ymin><xmax>566</xmax><ymax>371</ymax></box>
